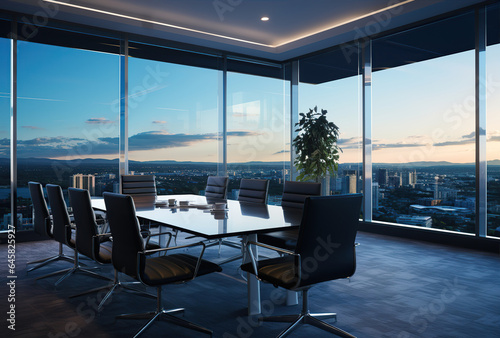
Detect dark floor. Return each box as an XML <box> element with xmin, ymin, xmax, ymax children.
<box><xmin>1</xmin><ymin>231</ymin><xmax>499</xmax><ymax>338</ymax></box>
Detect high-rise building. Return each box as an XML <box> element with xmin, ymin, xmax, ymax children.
<box><xmin>388</xmin><ymin>175</ymin><xmax>401</xmax><ymax>188</ymax></box>
<box><xmin>372</xmin><ymin>182</ymin><xmax>379</xmax><ymax>209</ymax></box>
<box><xmin>402</xmin><ymin>170</ymin><xmax>417</xmax><ymax>187</ymax></box>
<box><xmin>72</xmin><ymin>174</ymin><xmax>96</xmax><ymax>196</ymax></box>
<box><xmin>378</xmin><ymin>168</ymin><xmax>388</xmax><ymax>187</ymax></box>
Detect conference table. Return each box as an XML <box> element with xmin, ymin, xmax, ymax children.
<box><xmin>91</xmin><ymin>194</ymin><xmax>302</xmax><ymax>315</ymax></box>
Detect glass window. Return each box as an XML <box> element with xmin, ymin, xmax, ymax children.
<box><xmin>0</xmin><ymin>37</ymin><xmax>10</xmax><ymax>232</ymax></box>
<box><xmin>227</xmin><ymin>71</ymin><xmax>289</xmax><ymax>204</ymax></box>
<box><xmin>299</xmin><ymin>46</ymin><xmax>362</xmax><ymax>197</ymax></box>
<box><xmin>128</xmin><ymin>56</ymin><xmax>220</xmax><ymax>195</ymax></box>
<box><xmin>372</xmin><ymin>12</ymin><xmax>476</xmax><ymax>233</ymax></box>
<box><xmin>487</xmin><ymin>3</ymin><xmax>500</xmax><ymax>238</ymax></box>
<box><xmin>17</xmin><ymin>40</ymin><xmax>119</xmax><ymax>232</ymax></box>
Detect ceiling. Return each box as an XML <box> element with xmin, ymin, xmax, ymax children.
<box><xmin>1</xmin><ymin>0</ymin><xmax>489</xmax><ymax>60</ymax></box>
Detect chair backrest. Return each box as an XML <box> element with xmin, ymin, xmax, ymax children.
<box><xmin>68</xmin><ymin>187</ymin><xmax>99</xmax><ymax>259</ymax></box>
<box><xmin>294</xmin><ymin>194</ymin><xmax>362</xmax><ymax>288</ymax></box>
<box><xmin>205</xmin><ymin>176</ymin><xmax>228</xmax><ymax>199</ymax></box>
<box><xmin>237</xmin><ymin>179</ymin><xmax>269</xmax><ymax>204</ymax></box>
<box><xmin>103</xmin><ymin>192</ymin><xmax>144</xmax><ymax>278</ymax></box>
<box><xmin>46</xmin><ymin>184</ymin><xmax>72</xmax><ymax>246</ymax></box>
<box><xmin>28</xmin><ymin>182</ymin><xmax>51</xmax><ymax>237</ymax></box>
<box><xmin>281</xmin><ymin>181</ymin><xmax>321</xmax><ymax>208</ymax></box>
<box><xmin>121</xmin><ymin>174</ymin><xmax>156</xmax><ymax>206</ymax></box>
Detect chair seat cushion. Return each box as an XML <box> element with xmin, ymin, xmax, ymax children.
<box><xmin>241</xmin><ymin>255</ymin><xmax>298</xmax><ymax>290</ymax></box>
<box><xmin>141</xmin><ymin>253</ymin><xmax>222</xmax><ymax>286</ymax></box>
<box><xmin>258</xmin><ymin>229</ymin><xmax>299</xmax><ymax>250</ymax></box>
<box><xmin>96</xmin><ymin>240</ymin><xmax>113</xmax><ymax>263</ymax></box>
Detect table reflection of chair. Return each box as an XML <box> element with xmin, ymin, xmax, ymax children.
<box><xmin>242</xmin><ymin>194</ymin><xmax>362</xmax><ymax>338</ymax></box>
<box><xmin>215</xmin><ymin>179</ymin><xmax>269</xmax><ymax>264</ymax></box>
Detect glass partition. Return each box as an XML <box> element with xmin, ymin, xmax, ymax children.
<box><xmin>0</xmin><ymin>37</ymin><xmax>10</xmax><ymax>232</ymax></box>
<box><xmin>16</xmin><ymin>40</ymin><xmax>119</xmax><ymax>231</ymax></box>
<box><xmin>299</xmin><ymin>45</ymin><xmax>362</xmax><ymax>197</ymax></box>
<box><xmin>372</xmin><ymin>12</ymin><xmax>476</xmax><ymax>233</ymax></box>
<box><xmin>128</xmin><ymin>55</ymin><xmax>220</xmax><ymax>195</ymax></box>
<box><xmin>487</xmin><ymin>3</ymin><xmax>500</xmax><ymax>237</ymax></box>
<box><xmin>227</xmin><ymin>71</ymin><xmax>289</xmax><ymax>204</ymax></box>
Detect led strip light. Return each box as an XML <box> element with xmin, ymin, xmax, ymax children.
<box><xmin>43</xmin><ymin>0</ymin><xmax>414</xmax><ymax>48</ymax></box>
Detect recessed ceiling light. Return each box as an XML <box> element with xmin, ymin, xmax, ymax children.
<box><xmin>261</xmin><ymin>17</ymin><xmax>269</xmax><ymax>22</ymax></box>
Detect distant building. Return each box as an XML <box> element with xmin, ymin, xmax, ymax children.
<box><xmin>402</xmin><ymin>170</ymin><xmax>417</xmax><ymax>187</ymax></box>
<box><xmin>388</xmin><ymin>175</ymin><xmax>401</xmax><ymax>188</ymax></box>
<box><xmin>378</xmin><ymin>168</ymin><xmax>388</xmax><ymax>187</ymax></box>
<box><xmin>372</xmin><ymin>182</ymin><xmax>379</xmax><ymax>209</ymax></box>
<box><xmin>2</xmin><ymin>213</ymin><xmax>22</xmax><ymax>230</ymax></box>
<box><xmin>436</xmin><ymin>188</ymin><xmax>458</xmax><ymax>200</ymax></box>
<box><xmin>72</xmin><ymin>174</ymin><xmax>95</xmax><ymax>196</ymax></box>
<box><xmin>396</xmin><ymin>215</ymin><xmax>432</xmax><ymax>227</ymax></box>
<box><xmin>342</xmin><ymin>174</ymin><xmax>357</xmax><ymax>194</ymax></box>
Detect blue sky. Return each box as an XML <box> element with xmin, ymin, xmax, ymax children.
<box><xmin>0</xmin><ymin>38</ymin><xmax>499</xmax><ymax>164</ymax></box>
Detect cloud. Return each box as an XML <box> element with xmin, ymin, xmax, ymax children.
<box><xmin>152</xmin><ymin>120</ymin><xmax>166</xmax><ymax>124</ymax></box>
<box><xmin>227</xmin><ymin>131</ymin><xmax>260</xmax><ymax>137</ymax></box>
<box><xmin>0</xmin><ymin>130</ymin><xmax>258</xmax><ymax>158</ymax></box>
<box><xmin>434</xmin><ymin>139</ymin><xmax>475</xmax><ymax>147</ymax></box>
<box><xmin>273</xmin><ymin>150</ymin><xmax>290</xmax><ymax>155</ymax></box>
<box><xmin>21</xmin><ymin>126</ymin><xmax>43</xmax><ymax>130</ymax></box>
<box><xmin>373</xmin><ymin>142</ymin><xmax>423</xmax><ymax>150</ymax></box>
<box><xmin>86</xmin><ymin>118</ymin><xmax>114</xmax><ymax>124</ymax></box>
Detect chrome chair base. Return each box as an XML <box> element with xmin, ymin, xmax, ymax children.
<box><xmin>260</xmin><ymin>289</ymin><xmax>354</xmax><ymax>338</ymax></box>
<box><xmin>35</xmin><ymin>251</ymin><xmax>111</xmax><ymax>286</ymax></box>
<box><xmin>116</xmin><ymin>287</ymin><xmax>212</xmax><ymax>337</ymax></box>
<box><xmin>27</xmin><ymin>243</ymin><xmax>74</xmax><ymax>273</ymax></box>
<box><xmin>70</xmin><ymin>270</ymin><xmax>155</xmax><ymax>311</ymax></box>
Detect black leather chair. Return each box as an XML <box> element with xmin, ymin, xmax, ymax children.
<box><xmin>237</xmin><ymin>178</ymin><xmax>269</xmax><ymax>204</ymax></box>
<box><xmin>241</xmin><ymin>194</ymin><xmax>363</xmax><ymax>338</ymax></box>
<box><xmin>121</xmin><ymin>174</ymin><xmax>157</xmax><ymax>207</ymax></box>
<box><xmin>258</xmin><ymin>181</ymin><xmax>321</xmax><ymax>250</ymax></box>
<box><xmin>26</xmin><ymin>182</ymin><xmax>74</xmax><ymax>273</ymax></box>
<box><xmin>69</xmin><ymin>188</ymin><xmax>166</xmax><ymax>309</ymax></box>
<box><xmin>103</xmin><ymin>192</ymin><xmax>222</xmax><ymax>337</ymax></box>
<box><xmin>39</xmin><ymin>184</ymin><xmax>105</xmax><ymax>286</ymax></box>
<box><xmin>204</xmin><ymin>176</ymin><xmax>228</xmax><ymax>199</ymax></box>
<box><xmin>67</xmin><ymin>188</ymin><xmax>114</xmax><ymax>298</ymax></box>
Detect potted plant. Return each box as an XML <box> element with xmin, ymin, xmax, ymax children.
<box><xmin>293</xmin><ymin>106</ymin><xmax>341</xmax><ymax>188</ymax></box>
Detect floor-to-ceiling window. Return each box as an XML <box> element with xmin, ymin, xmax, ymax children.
<box><xmin>372</xmin><ymin>12</ymin><xmax>476</xmax><ymax>233</ymax></box>
<box><xmin>16</xmin><ymin>28</ymin><xmax>119</xmax><ymax>231</ymax></box>
<box><xmin>226</xmin><ymin>65</ymin><xmax>289</xmax><ymax>204</ymax></box>
<box><xmin>299</xmin><ymin>45</ymin><xmax>362</xmax><ymax>197</ymax></box>
<box><xmin>0</xmin><ymin>25</ymin><xmax>10</xmax><ymax>232</ymax></box>
<box><xmin>128</xmin><ymin>42</ymin><xmax>220</xmax><ymax>195</ymax></box>
<box><xmin>487</xmin><ymin>3</ymin><xmax>500</xmax><ymax>238</ymax></box>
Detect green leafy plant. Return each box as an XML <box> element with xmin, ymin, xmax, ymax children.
<box><xmin>293</xmin><ymin>106</ymin><xmax>341</xmax><ymax>182</ymax></box>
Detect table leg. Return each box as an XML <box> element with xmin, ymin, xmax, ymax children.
<box><xmin>286</xmin><ymin>290</ymin><xmax>298</xmax><ymax>306</ymax></box>
<box><xmin>243</xmin><ymin>234</ymin><xmax>261</xmax><ymax>315</ymax></box>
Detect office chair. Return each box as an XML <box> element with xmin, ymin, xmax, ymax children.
<box><xmin>242</xmin><ymin>194</ymin><xmax>363</xmax><ymax>338</ymax></box>
<box><xmin>37</xmin><ymin>184</ymin><xmax>107</xmax><ymax>286</ymax></box>
<box><xmin>104</xmin><ymin>192</ymin><xmax>222</xmax><ymax>337</ymax></box>
<box><xmin>26</xmin><ymin>182</ymin><xmax>74</xmax><ymax>273</ymax></box>
<box><xmin>258</xmin><ymin>181</ymin><xmax>321</xmax><ymax>250</ymax></box>
<box><xmin>204</xmin><ymin>176</ymin><xmax>228</xmax><ymax>199</ymax></box>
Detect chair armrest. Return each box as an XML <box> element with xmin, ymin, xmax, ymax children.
<box><xmin>138</xmin><ymin>241</ymin><xmax>208</xmax><ymax>281</ymax></box>
<box><xmin>245</xmin><ymin>241</ymin><xmax>300</xmax><ymax>281</ymax></box>
<box><xmin>145</xmin><ymin>231</ymin><xmax>173</xmax><ymax>248</ymax></box>
<box><xmin>247</xmin><ymin>240</ymin><xmax>295</xmax><ymax>256</ymax></box>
